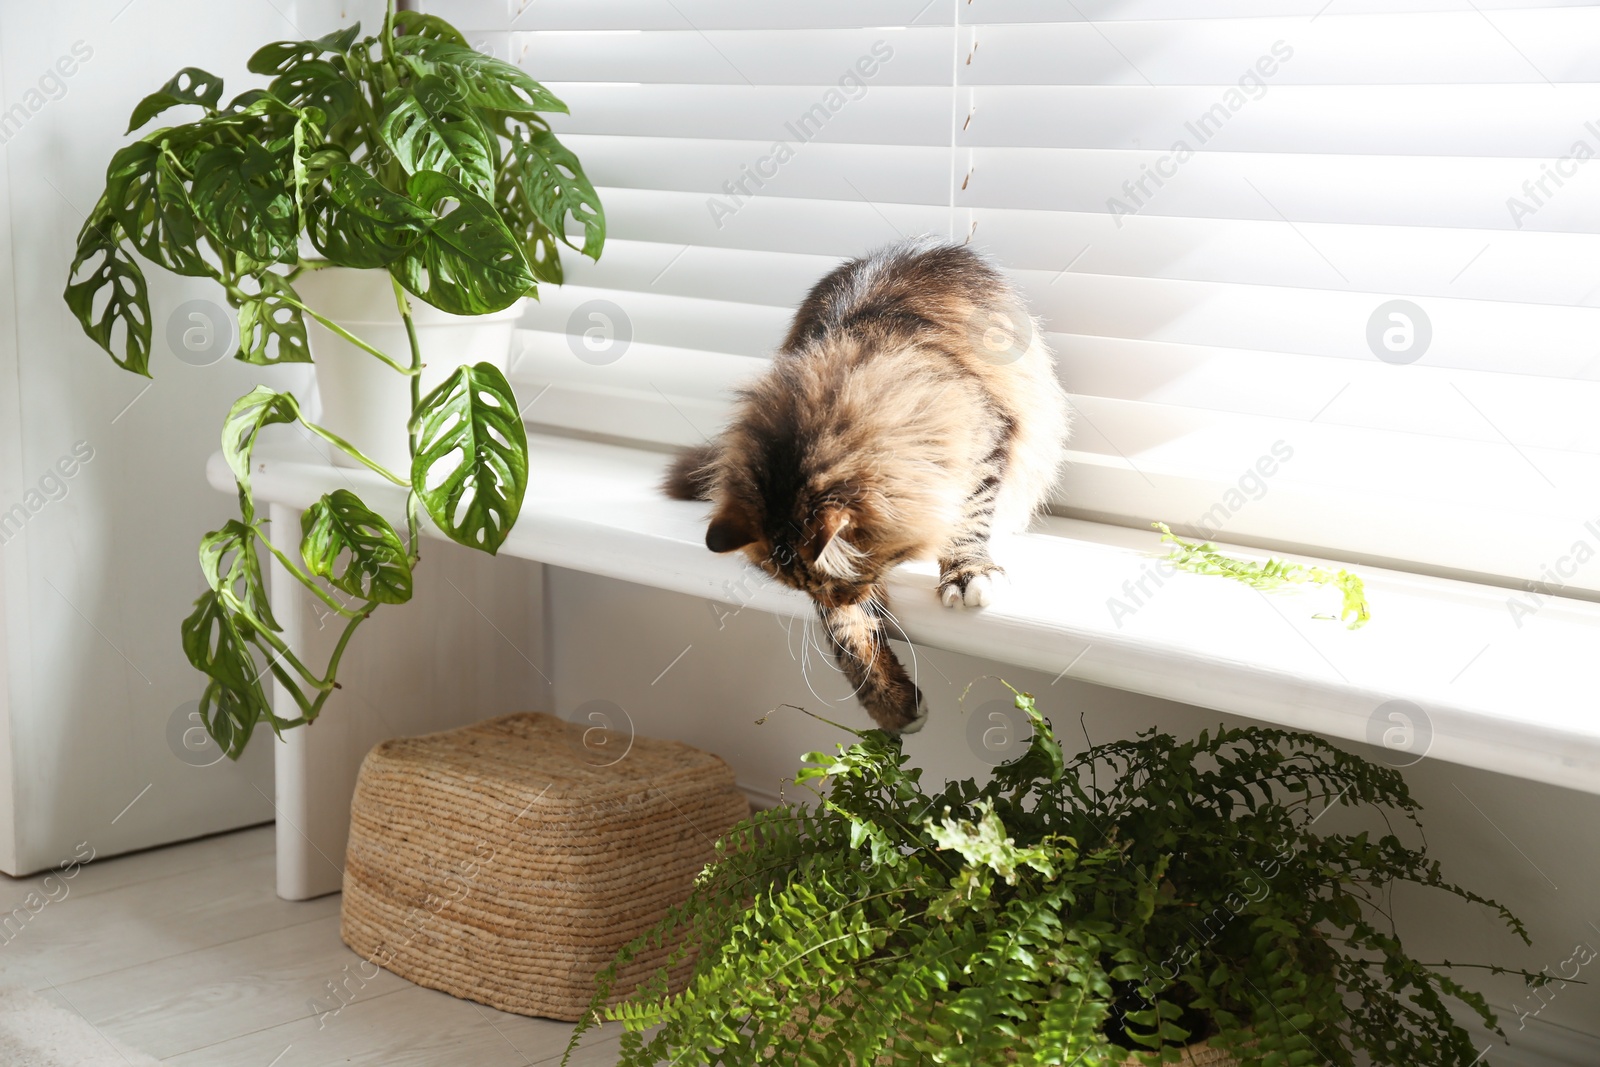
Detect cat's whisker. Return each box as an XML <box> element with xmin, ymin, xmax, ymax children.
<box><xmin>799</xmin><ymin>614</ymin><xmax>841</xmax><ymax>707</ymax></box>
<box><xmin>798</xmin><ymin>612</ymin><xmax>821</xmax><ymax>689</ymax></box>
<box><xmin>808</xmin><ymin>619</ymin><xmax>831</xmax><ymax>693</ymax></box>
<box><xmin>794</xmin><ymin>612</ymin><xmax>812</xmax><ymax>680</ymax></box>
<box><xmin>870</xmin><ymin>595</ymin><xmax>920</xmax><ymax>695</ymax></box>
<box><xmin>777</xmin><ymin>613</ymin><xmax>801</xmax><ymax>663</ymax></box>
<box><xmin>808</xmin><ymin>613</ymin><xmax>859</xmax><ymax>697</ymax></box>
<box><xmin>805</xmin><ymin>618</ymin><xmax>830</xmax><ymax>676</ymax></box>
<box><xmin>854</xmin><ymin>609</ymin><xmax>887</xmax><ymax>696</ymax></box>
<box><xmin>816</xmin><ymin>603</ymin><xmax>875</xmax><ymax>703</ymax></box>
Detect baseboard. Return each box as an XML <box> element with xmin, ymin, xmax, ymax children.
<box><xmin>1460</xmin><ymin>1011</ymin><xmax>1599</xmax><ymax>1067</ymax></box>
<box><xmin>739</xmin><ymin>783</ymin><xmax>784</xmax><ymax>811</ymax></box>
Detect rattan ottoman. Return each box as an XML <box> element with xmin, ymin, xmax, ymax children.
<box><xmin>339</xmin><ymin>712</ymin><xmax>750</xmax><ymax>1021</ymax></box>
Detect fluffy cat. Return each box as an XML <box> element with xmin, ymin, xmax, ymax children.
<box><xmin>665</xmin><ymin>236</ymin><xmax>1069</xmax><ymax>734</ymax></box>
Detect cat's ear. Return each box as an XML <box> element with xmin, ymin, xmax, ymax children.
<box><xmin>810</xmin><ymin>505</ymin><xmax>865</xmax><ymax>579</ymax></box>
<box><xmin>810</xmin><ymin>505</ymin><xmax>850</xmax><ymax>546</ymax></box>
<box><xmin>706</xmin><ymin>508</ymin><xmax>757</xmax><ymax>553</ymax></box>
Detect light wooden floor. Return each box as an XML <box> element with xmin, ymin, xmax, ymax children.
<box><xmin>0</xmin><ymin>826</ymin><xmax>625</xmax><ymax>1065</ymax></box>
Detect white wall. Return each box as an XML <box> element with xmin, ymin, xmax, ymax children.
<box><xmin>0</xmin><ymin>1</ymin><xmax>552</xmax><ymax>876</ymax></box>
<box><xmin>549</xmin><ymin>568</ymin><xmax>1600</xmax><ymax>1064</ymax></box>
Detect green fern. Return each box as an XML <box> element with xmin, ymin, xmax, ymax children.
<box><xmin>1154</xmin><ymin>522</ymin><xmax>1371</xmax><ymax>629</ymax></box>
<box><xmin>567</xmin><ymin>689</ymin><xmax>1538</xmax><ymax>1066</ymax></box>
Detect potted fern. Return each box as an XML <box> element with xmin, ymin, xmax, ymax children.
<box><xmin>64</xmin><ymin>7</ymin><xmax>602</xmax><ymax>757</ymax></box>
<box><xmin>571</xmin><ymin>690</ymin><xmax>1539</xmax><ymax>1066</ymax></box>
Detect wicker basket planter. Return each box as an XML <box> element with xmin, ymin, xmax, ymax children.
<box><xmin>340</xmin><ymin>712</ymin><xmax>750</xmax><ymax>1021</ymax></box>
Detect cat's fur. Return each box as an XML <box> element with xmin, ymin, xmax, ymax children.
<box><xmin>665</xmin><ymin>236</ymin><xmax>1070</xmax><ymax>733</ymax></box>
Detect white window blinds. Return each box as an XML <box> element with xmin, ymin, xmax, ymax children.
<box><xmin>428</xmin><ymin>0</ymin><xmax>1600</xmax><ymax>597</ymax></box>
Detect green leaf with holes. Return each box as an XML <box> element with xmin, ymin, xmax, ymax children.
<box><xmin>198</xmin><ymin>679</ymin><xmax>267</xmax><ymax>761</ymax></box>
<box><xmin>391</xmin><ymin>170</ymin><xmax>532</xmax><ymax>314</ymax></box>
<box><xmin>306</xmin><ymin>160</ymin><xmax>433</xmax><ymax>268</ymax></box>
<box><xmin>502</xmin><ymin>125</ymin><xmax>604</xmax><ymax>260</ymax></box>
<box><xmin>411</xmin><ymin>362</ymin><xmax>527</xmax><ymax>554</ymax></box>
<box><xmin>496</xmin><ymin>136</ymin><xmax>562</xmax><ymax>283</ymax></box>
<box><xmin>191</xmin><ymin>142</ymin><xmax>299</xmax><ymax>263</ymax></box>
<box><xmin>126</xmin><ymin>67</ymin><xmax>224</xmax><ymax>133</ymax></box>
<box><xmin>180</xmin><ymin>589</ymin><xmax>266</xmax><ymax>694</ymax></box>
<box><xmin>300</xmin><ymin>489</ymin><xmax>413</xmax><ymax>604</ymax></box>
<box><xmin>392</xmin><ymin>10</ymin><xmax>469</xmax><ymax>46</ymax></box>
<box><xmin>247</xmin><ymin>23</ymin><xmax>363</xmax><ymax>76</ymax></box>
<box><xmin>104</xmin><ymin>141</ymin><xmax>209</xmax><ymax>277</ymax></box>
<box><xmin>199</xmin><ymin>519</ymin><xmax>279</xmax><ymax>631</ymax></box>
<box><xmin>510</xmin><ymin>210</ymin><xmax>563</xmax><ymax>285</ymax></box>
<box><xmin>378</xmin><ymin>76</ymin><xmax>496</xmax><ymax>197</ymax></box>
<box><xmin>235</xmin><ymin>273</ymin><xmax>311</xmax><ymax>366</ymax></box>
<box><xmin>220</xmin><ymin>386</ymin><xmax>301</xmax><ymax>515</ymax></box>
<box><xmin>269</xmin><ymin>59</ymin><xmax>360</xmax><ymax>134</ymax></box>
<box><xmin>288</xmin><ymin>111</ymin><xmax>318</xmax><ymax>216</ymax></box>
<box><xmin>64</xmin><ymin>202</ymin><xmax>152</xmax><ymax>377</ymax></box>
<box><xmin>395</xmin><ymin>36</ymin><xmax>567</xmax><ymax>116</ymax></box>
<box><xmin>223</xmin><ymin>88</ymin><xmax>272</xmax><ymax>113</ymax></box>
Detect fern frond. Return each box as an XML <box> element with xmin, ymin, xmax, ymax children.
<box><xmin>1153</xmin><ymin>522</ymin><xmax>1371</xmax><ymax>629</ymax></box>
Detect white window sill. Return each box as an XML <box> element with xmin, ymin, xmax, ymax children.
<box><xmin>209</xmin><ymin>432</ymin><xmax>1600</xmax><ymax>796</ymax></box>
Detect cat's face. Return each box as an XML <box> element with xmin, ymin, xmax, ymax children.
<box><xmin>706</xmin><ymin>499</ymin><xmax>876</xmax><ymax>607</ymax></box>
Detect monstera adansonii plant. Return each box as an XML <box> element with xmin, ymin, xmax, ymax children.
<box><xmin>64</xmin><ymin>6</ymin><xmax>603</xmax><ymax>758</ymax></box>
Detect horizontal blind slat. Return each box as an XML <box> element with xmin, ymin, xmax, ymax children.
<box><xmin>959</xmin><ymin>0</ymin><xmax>1597</xmax><ymax>21</ymax></box>
<box><xmin>521</xmin><ymin>284</ymin><xmax>791</xmax><ymax>356</ymax></box>
<box><xmin>960</xmin><ymin>85</ymin><xmax>1600</xmax><ymax>156</ymax></box>
<box><xmin>493</xmin><ymin>12</ymin><xmax>1600</xmax><ymax>86</ymax></box>
<box><xmin>1060</xmin><ymin>396</ymin><xmax>1583</xmax><ymax>512</ymax></box>
<box><xmin>520</xmin><ymin>384</ymin><xmax>721</xmax><ymax>446</ymax></box>
<box><xmin>546</xmin><ymin>84</ymin><xmax>951</xmax><ymax>144</ymax></box>
<box><xmin>426</xmin><ymin>0</ymin><xmax>1598</xmax><ymax>32</ymax></box>
<box><xmin>563</xmin><ymin>135</ymin><xmax>952</xmax><ymax>207</ymax></box>
<box><xmin>1056</xmin><ymin>336</ymin><xmax>1600</xmax><ymax>454</ymax></box>
<box><xmin>553</xmin><ymin>239</ymin><xmax>844</xmax><ymax>310</ymax></box>
<box><xmin>975</xmin><ymin>211</ymin><xmax>1600</xmax><ymax>305</ymax></box>
<box><xmin>428</xmin><ymin>0</ymin><xmax>954</xmax><ymax>32</ymax></box>
<box><xmin>959</xmin><ymin>149</ymin><xmax>1600</xmax><ymax>233</ymax></box>
<box><xmin>962</xmin><ymin>12</ymin><xmax>1600</xmax><ymax>86</ymax></box>
<box><xmin>514</xmin><ymin>28</ymin><xmax>943</xmax><ymax>85</ymax></box>
<box><xmin>568</xmin><ymin>186</ymin><xmax>951</xmax><ymax>258</ymax></box>
<box><xmin>512</xmin><ymin>333</ymin><xmax>761</xmax><ymax>411</ymax></box>
<box><xmin>1014</xmin><ymin>273</ymin><xmax>1599</xmax><ymax>380</ymax></box>
<box><xmin>1056</xmin><ymin>460</ymin><xmax>1589</xmax><ymax>595</ymax></box>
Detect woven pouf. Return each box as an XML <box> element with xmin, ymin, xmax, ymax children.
<box><xmin>340</xmin><ymin>712</ymin><xmax>750</xmax><ymax>1021</ymax></box>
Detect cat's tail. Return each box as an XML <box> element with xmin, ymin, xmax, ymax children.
<box><xmin>663</xmin><ymin>443</ymin><xmax>719</xmax><ymax>501</ymax></box>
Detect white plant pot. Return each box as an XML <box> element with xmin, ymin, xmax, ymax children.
<box><xmin>296</xmin><ymin>266</ymin><xmax>525</xmax><ymax>473</ymax></box>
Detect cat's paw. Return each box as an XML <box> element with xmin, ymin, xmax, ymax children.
<box><xmin>938</xmin><ymin>562</ymin><xmax>1005</xmax><ymax>609</ymax></box>
<box><xmin>869</xmin><ymin>684</ymin><xmax>927</xmax><ymax>735</ymax></box>
<box><xmin>898</xmin><ymin>697</ymin><xmax>929</xmax><ymax>735</ymax></box>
